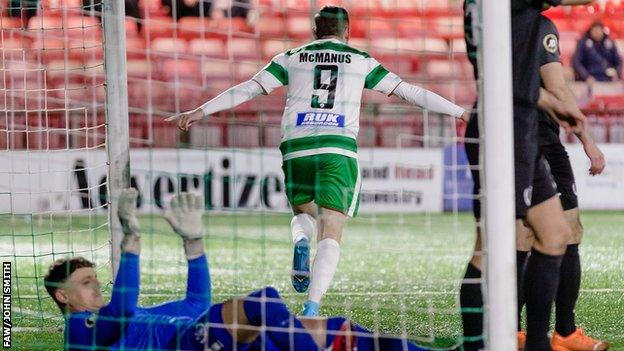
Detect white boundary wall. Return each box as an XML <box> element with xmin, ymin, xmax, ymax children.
<box><xmin>0</xmin><ymin>148</ymin><xmax>443</xmax><ymax>214</ymax></box>
<box><xmin>1</xmin><ymin>145</ymin><xmax>622</xmax><ymax>215</ymax></box>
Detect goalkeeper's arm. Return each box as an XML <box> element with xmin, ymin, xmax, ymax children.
<box><xmin>165</xmin><ymin>79</ymin><xmax>265</xmax><ymax>131</ymax></box>
<box><xmin>390</xmin><ymin>82</ymin><xmax>468</xmax><ymax>121</ymax></box>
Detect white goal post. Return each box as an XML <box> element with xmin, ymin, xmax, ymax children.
<box><xmin>102</xmin><ymin>0</ymin><xmax>130</xmax><ymax>277</ymax></box>
<box><xmin>480</xmin><ymin>0</ymin><xmax>517</xmax><ymax>349</ymax></box>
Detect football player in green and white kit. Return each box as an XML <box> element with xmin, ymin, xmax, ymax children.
<box><xmin>167</xmin><ymin>6</ymin><xmax>467</xmax><ymax>317</ymax></box>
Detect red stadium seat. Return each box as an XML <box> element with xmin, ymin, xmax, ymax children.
<box><xmin>348</xmin><ymin>38</ymin><xmax>372</xmax><ymax>52</ymax></box>
<box><xmin>425</xmin><ymin>59</ymin><xmax>468</xmax><ymax>80</ymax></box>
<box><xmin>151</xmin><ymin>120</ymin><xmax>178</xmax><ymax>147</ymax></box>
<box><xmin>25</xmin><ymin>119</ymin><xmax>68</xmax><ymax>150</ymax></box>
<box><xmin>355</xmin><ymin>18</ymin><xmax>399</xmax><ymax>39</ymax></box>
<box><xmin>201</xmin><ymin>60</ymin><xmax>235</xmax><ymax>81</ymax></box>
<box><xmin>150</xmin><ymin>37</ymin><xmax>188</xmax><ymax>55</ymax></box>
<box><xmin>227</xmin><ymin>124</ymin><xmax>260</xmax><ymax>147</ymax></box>
<box><xmin>81</xmin><ymin>59</ymin><xmax>106</xmax><ymax>84</ymax></box>
<box><xmin>435</xmin><ymin>16</ymin><xmax>463</xmax><ymax>39</ymax></box>
<box><xmin>127</xmin><ymin>78</ymin><xmax>171</xmax><ymax>110</ymax></box>
<box><xmin>383</xmin><ymin>0</ymin><xmax>419</xmax><ymax>16</ymax></box>
<box><xmin>126</xmin><ymin>59</ymin><xmax>151</xmax><ymax>78</ymax></box>
<box><xmin>412</xmin><ymin>38</ymin><xmax>448</xmax><ymax>55</ymax></box>
<box><xmin>31</xmin><ymin>38</ymin><xmax>66</xmax><ymax>62</ymax></box>
<box><xmin>370</xmin><ymin>38</ymin><xmax>417</xmax><ymax>57</ymax></box>
<box><xmin>169</xmin><ymin>82</ymin><xmax>205</xmax><ymax>111</ymax></box>
<box><xmin>214</xmin><ymin>17</ymin><xmax>250</xmax><ymax>33</ymax></box>
<box><xmin>159</xmin><ymin>58</ymin><xmax>201</xmax><ymax>83</ymax></box>
<box><xmin>178</xmin><ymin>17</ymin><xmax>213</xmax><ymax>41</ymax></box>
<box><xmin>143</xmin><ymin>17</ymin><xmax>176</xmax><ymax>41</ymax></box>
<box><xmin>0</xmin><ymin>60</ymin><xmax>46</xmax><ymax>94</ymax></box>
<box><xmin>67</xmin><ymin>38</ymin><xmax>103</xmax><ymax>62</ymax></box>
<box><xmin>262</xmin><ymin>123</ymin><xmax>281</xmax><ymax>147</ymax></box>
<box><xmin>235</xmin><ymin>61</ymin><xmax>263</xmax><ymax>80</ymax></box>
<box><xmin>65</xmin><ymin>16</ymin><xmax>102</xmax><ymax>40</ymax></box>
<box><xmin>449</xmin><ymin>38</ymin><xmax>466</xmax><ymax>55</ymax></box>
<box><xmin>0</xmin><ymin>16</ymin><xmax>26</xmax><ymax>30</ymax></box>
<box><xmin>262</xmin><ymin>39</ymin><xmax>303</xmax><ymax>59</ymax></box>
<box><xmin>398</xmin><ymin>21</ymin><xmax>428</xmax><ymax>38</ymax></box>
<box><xmin>38</xmin><ymin>0</ymin><xmax>83</xmax><ymax>15</ymax></box>
<box><xmin>429</xmin><ymin>81</ymin><xmax>477</xmax><ymax>105</ymax></box>
<box><xmin>0</xmin><ymin>37</ymin><xmax>31</xmax><ymax>61</ymax></box>
<box><xmin>419</xmin><ymin>0</ymin><xmax>460</xmax><ymax>16</ymax></box>
<box><xmin>27</xmin><ymin>15</ymin><xmax>63</xmax><ymax>31</ymax></box>
<box><xmin>189</xmin><ymin>122</ymin><xmax>224</xmax><ymax>148</ymax></box>
<box><xmin>188</xmin><ymin>38</ymin><xmax>226</xmax><ymax>58</ymax></box>
<box><xmin>126</xmin><ymin>36</ymin><xmax>147</xmax><ymax>59</ymax></box>
<box><xmin>45</xmin><ymin>59</ymin><xmax>85</xmax><ymax>85</ymax></box>
<box><xmin>379</xmin><ymin>123</ymin><xmax>418</xmax><ymax>147</ymax></box>
<box><xmin>228</xmin><ymin>38</ymin><xmax>261</xmax><ymax>60</ymax></box>
<box><xmin>256</xmin><ymin>16</ymin><xmax>287</xmax><ymax>39</ymax></box>
<box><xmin>285</xmin><ymin>15</ymin><xmax>311</xmax><ymax>39</ymax></box>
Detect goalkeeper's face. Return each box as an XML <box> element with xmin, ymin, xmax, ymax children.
<box><xmin>61</xmin><ymin>267</ymin><xmax>105</xmax><ymax>313</ymax></box>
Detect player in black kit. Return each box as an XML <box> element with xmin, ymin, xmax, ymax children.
<box><xmin>460</xmin><ymin>1</ymin><xmax>598</xmax><ymax>351</ymax></box>
<box><xmin>514</xmin><ymin>12</ymin><xmax>610</xmax><ymax>351</ymax></box>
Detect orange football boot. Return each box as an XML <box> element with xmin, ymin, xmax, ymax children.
<box><xmin>551</xmin><ymin>328</ymin><xmax>610</xmax><ymax>351</ymax></box>
<box><xmin>517</xmin><ymin>331</ymin><xmax>526</xmax><ymax>350</ymax></box>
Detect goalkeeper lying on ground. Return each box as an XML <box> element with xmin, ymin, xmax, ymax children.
<box><xmin>45</xmin><ymin>189</ymin><xmax>456</xmax><ymax>351</ymax></box>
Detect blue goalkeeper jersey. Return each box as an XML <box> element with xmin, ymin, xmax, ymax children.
<box><xmin>64</xmin><ymin>253</ymin><xmax>211</xmax><ymax>351</ymax></box>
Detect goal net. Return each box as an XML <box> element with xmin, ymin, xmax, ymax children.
<box><xmin>0</xmin><ymin>0</ymin><xmax>110</xmax><ymax>333</ymax></box>
<box><xmin>2</xmin><ymin>0</ymin><xmax>494</xmax><ymax>349</ymax></box>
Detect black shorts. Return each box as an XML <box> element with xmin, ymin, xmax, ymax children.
<box><xmin>465</xmin><ymin>105</ymin><xmax>557</xmax><ymax>219</ymax></box>
<box><xmin>541</xmin><ymin>142</ymin><xmax>578</xmax><ymax>211</ymax></box>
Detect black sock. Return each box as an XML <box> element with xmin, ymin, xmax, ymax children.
<box><xmin>517</xmin><ymin>250</ymin><xmax>529</xmax><ymax>331</ymax></box>
<box><xmin>524</xmin><ymin>249</ymin><xmax>563</xmax><ymax>351</ymax></box>
<box><xmin>555</xmin><ymin>244</ymin><xmax>580</xmax><ymax>337</ymax></box>
<box><xmin>460</xmin><ymin>263</ymin><xmax>484</xmax><ymax>351</ymax></box>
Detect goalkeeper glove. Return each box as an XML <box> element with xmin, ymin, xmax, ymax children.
<box><xmin>118</xmin><ymin>188</ymin><xmax>140</xmax><ymax>237</ymax></box>
<box><xmin>164</xmin><ymin>192</ymin><xmax>204</xmax><ymax>240</ymax></box>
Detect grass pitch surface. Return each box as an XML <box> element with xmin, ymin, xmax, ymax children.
<box><xmin>4</xmin><ymin>211</ymin><xmax>623</xmax><ymax>350</ymax></box>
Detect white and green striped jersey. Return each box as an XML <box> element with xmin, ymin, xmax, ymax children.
<box><xmin>252</xmin><ymin>38</ymin><xmax>402</xmax><ymax>161</ymax></box>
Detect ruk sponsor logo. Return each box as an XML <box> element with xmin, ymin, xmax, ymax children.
<box><xmin>296</xmin><ymin>112</ymin><xmax>345</xmax><ymax>127</ymax></box>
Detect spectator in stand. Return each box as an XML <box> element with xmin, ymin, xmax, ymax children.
<box><xmin>573</xmin><ymin>20</ymin><xmax>622</xmax><ymax>82</ymax></box>
<box><xmin>162</xmin><ymin>0</ymin><xmax>249</xmax><ymax>21</ymax></box>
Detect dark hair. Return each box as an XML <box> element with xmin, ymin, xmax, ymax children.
<box><xmin>313</xmin><ymin>6</ymin><xmax>349</xmax><ymax>39</ymax></box>
<box><xmin>44</xmin><ymin>257</ymin><xmax>95</xmax><ymax>311</ymax></box>
<box><xmin>588</xmin><ymin>20</ymin><xmax>605</xmax><ymax>33</ymax></box>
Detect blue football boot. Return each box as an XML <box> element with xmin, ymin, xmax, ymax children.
<box><xmin>291</xmin><ymin>238</ymin><xmax>310</xmax><ymax>293</ymax></box>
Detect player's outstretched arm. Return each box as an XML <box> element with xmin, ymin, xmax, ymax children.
<box><xmin>164</xmin><ymin>192</ymin><xmax>206</xmax><ymax>259</ymax></box>
<box><xmin>92</xmin><ymin>188</ymin><xmax>141</xmax><ymax>320</ymax></box>
<box><xmin>165</xmin><ymin>79</ymin><xmax>265</xmax><ymax>131</ymax></box>
<box><xmin>390</xmin><ymin>82</ymin><xmax>469</xmax><ymax>121</ymax></box>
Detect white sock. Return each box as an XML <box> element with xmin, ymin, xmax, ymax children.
<box><xmin>290</xmin><ymin>213</ymin><xmax>316</xmax><ymax>244</ymax></box>
<box><xmin>308</xmin><ymin>238</ymin><xmax>341</xmax><ymax>304</ymax></box>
